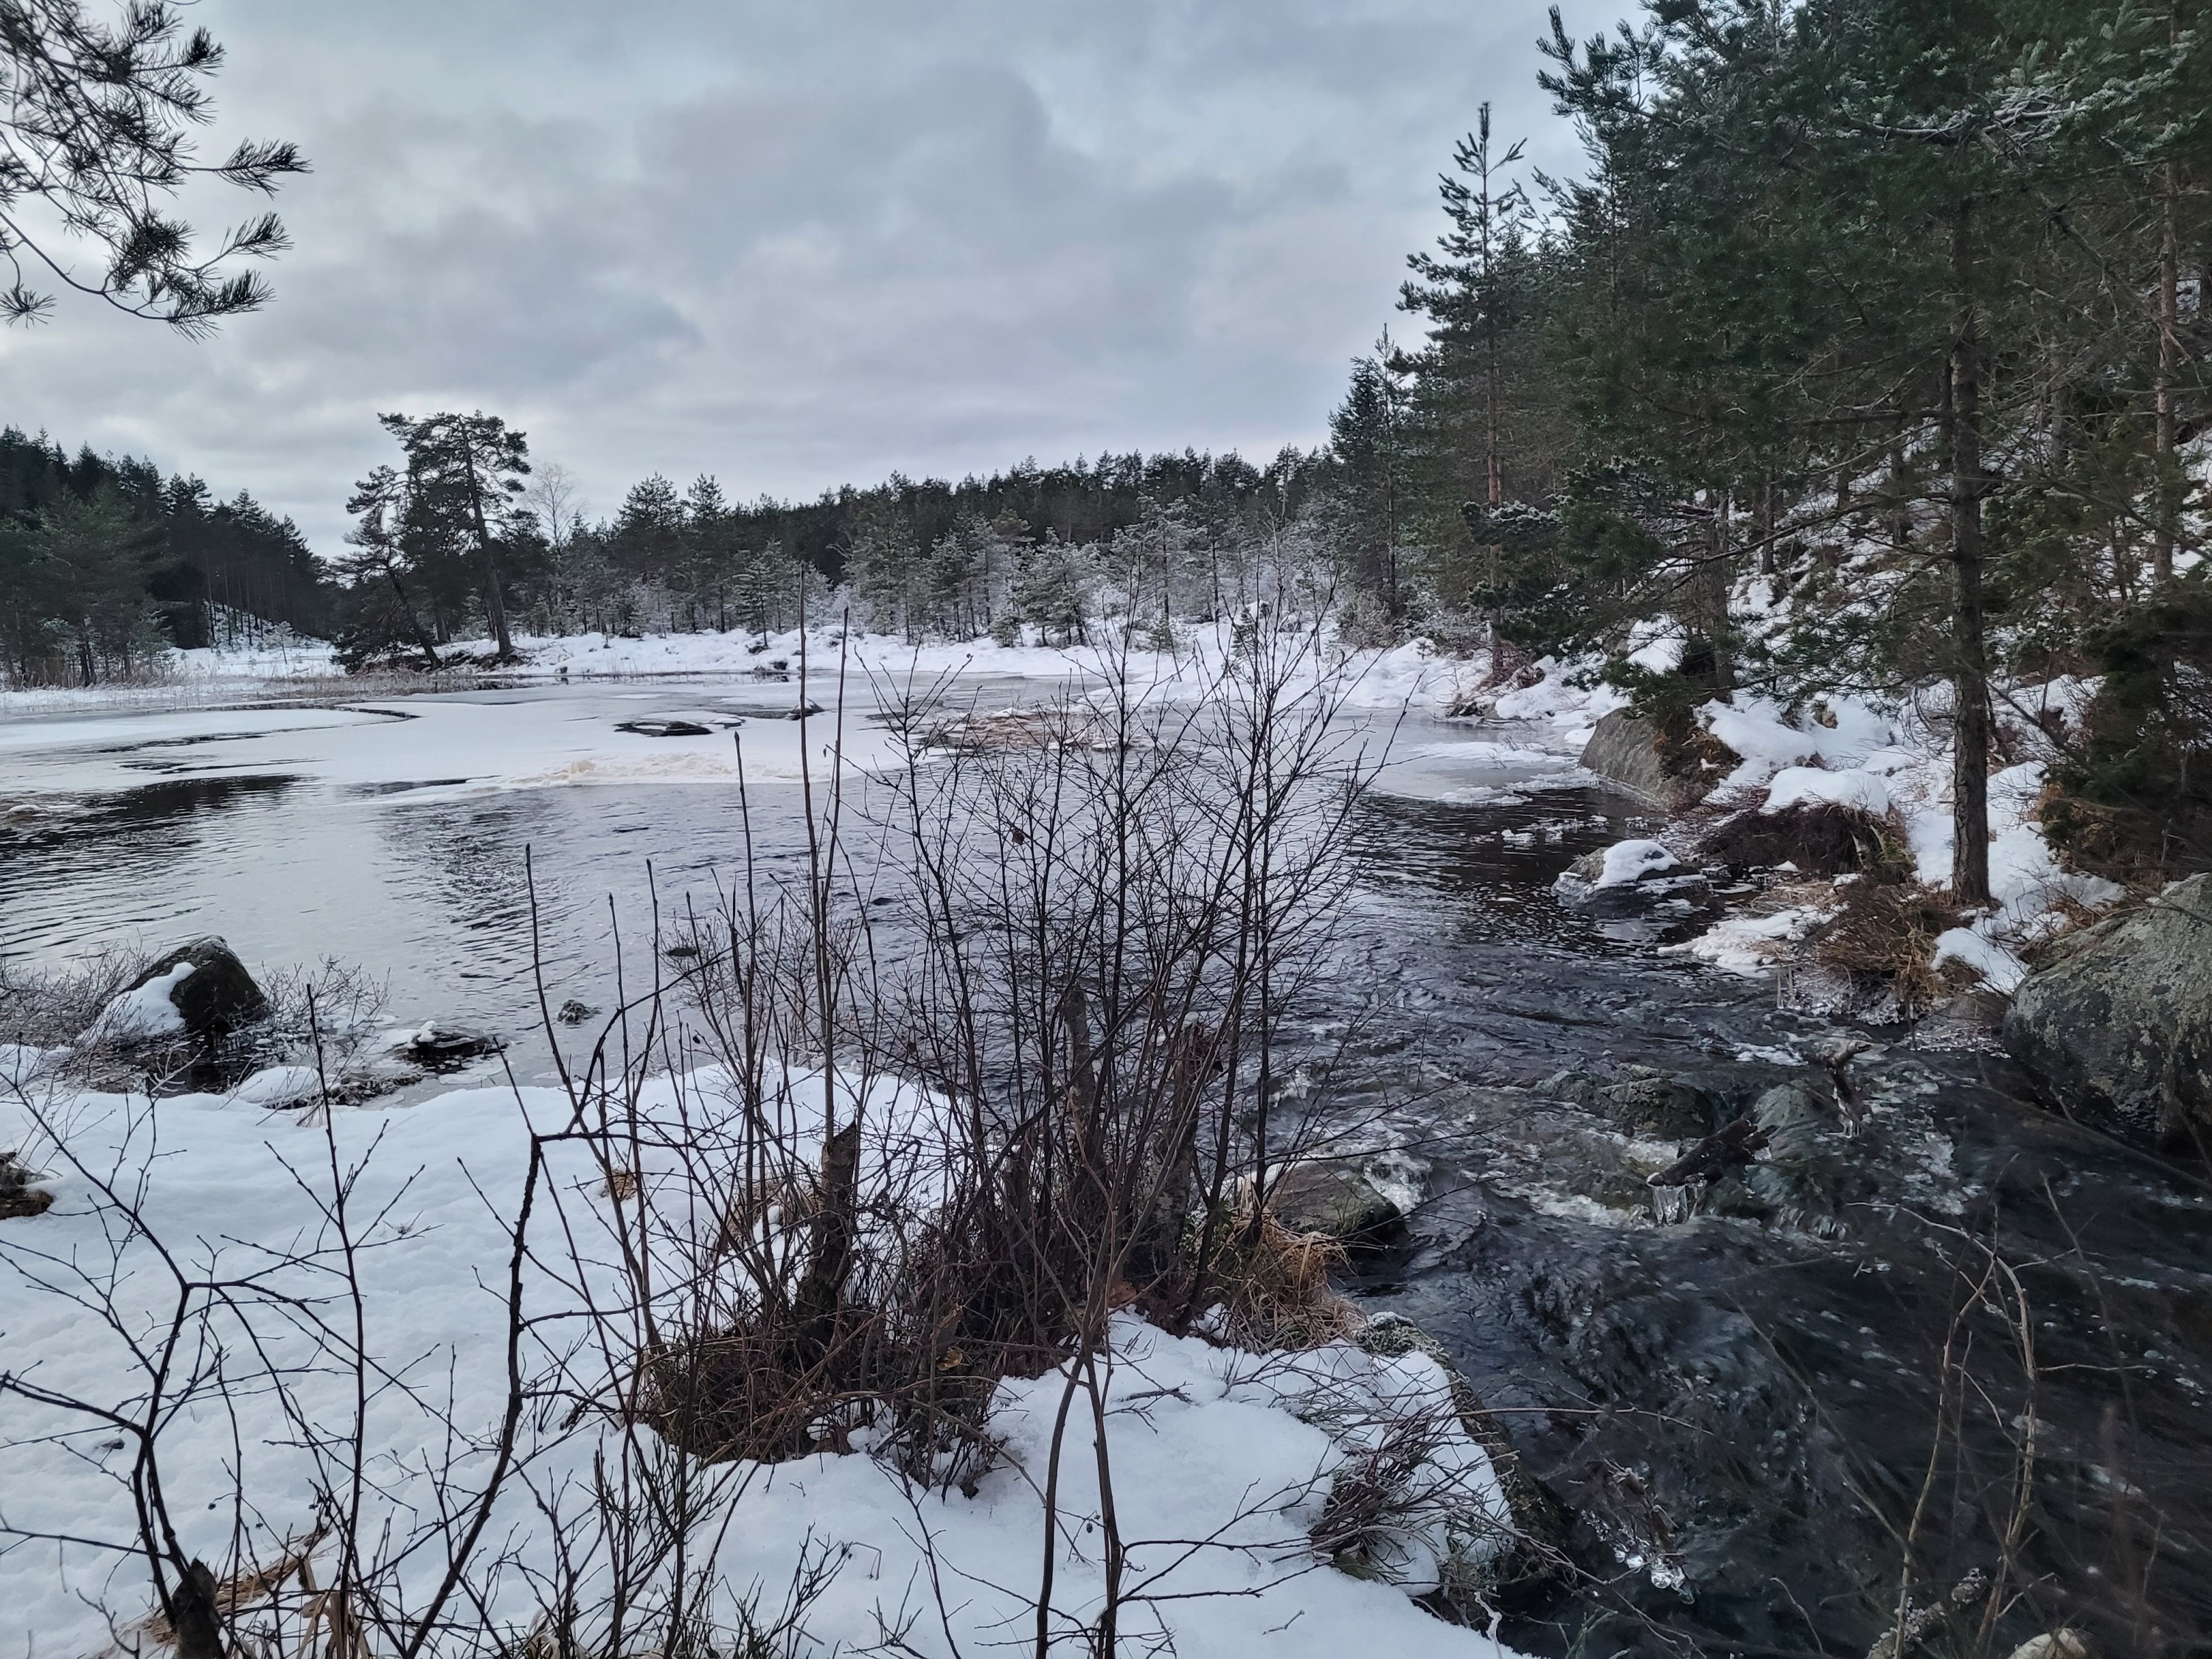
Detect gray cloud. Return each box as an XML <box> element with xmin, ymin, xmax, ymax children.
<box><xmin>0</xmin><ymin>0</ymin><xmax>1602</xmax><ymax>545</ymax></box>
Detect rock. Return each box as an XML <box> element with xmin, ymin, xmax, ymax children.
<box><xmin>1354</xmin><ymin>1313</ymin><xmax>1568</xmax><ymax>1601</ymax></box>
<box><xmin>1267</xmin><ymin>1159</ymin><xmax>1404</xmax><ymax>1245</ymax></box>
<box><xmin>1</xmin><ymin>1150</ymin><xmax>54</xmax><ymax>1220</ymax></box>
<box><xmin>556</xmin><ymin>999</ymin><xmax>597</xmax><ymax>1026</ymax></box>
<box><xmin>1579</xmin><ymin>711</ymin><xmax>1730</xmax><ymax>811</ymax></box>
<box><xmin>1543</xmin><ymin>1065</ymin><xmax>1716</xmax><ymax>1138</ymax></box>
<box><xmin>400</xmin><ymin>1024</ymin><xmax>506</xmax><ymax>1070</ymax></box>
<box><xmin>2003</xmin><ymin>875</ymin><xmax>2212</xmax><ymax>1143</ymax></box>
<box><xmin>1742</xmin><ymin>1080</ymin><xmax>1874</xmax><ymax>1236</ymax></box>
<box><xmin>1648</xmin><ymin>1115</ymin><xmax>1773</xmax><ymax>1192</ymax></box>
<box><xmin>1595</xmin><ymin>1076</ymin><xmax>1716</xmax><ymax>1138</ymax></box>
<box><xmin>616</xmin><ymin>718</ymin><xmax>712</xmax><ymax>737</ymax></box>
<box><xmin>2005</xmin><ymin>1632</ymin><xmax>2092</xmax><ymax>1659</ymax></box>
<box><xmin>119</xmin><ymin>939</ymin><xmax>268</xmax><ymax>1043</ymax></box>
<box><xmin>1554</xmin><ymin>840</ymin><xmax>1711</xmax><ymax>918</ymax></box>
<box><xmin>1562</xmin><ymin>839</ymin><xmax>1682</xmax><ymax>888</ymax></box>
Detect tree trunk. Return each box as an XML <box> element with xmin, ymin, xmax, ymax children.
<box><xmin>481</xmin><ymin>556</ymin><xmax>512</xmax><ymax>659</ymax></box>
<box><xmin>385</xmin><ymin>564</ymin><xmax>442</xmax><ymax>669</ymax></box>
<box><xmin>1695</xmin><ymin>490</ymin><xmax>1736</xmax><ymax>694</ymax></box>
<box><xmin>1949</xmin><ymin>206</ymin><xmax>1993</xmax><ymax>908</ymax></box>
<box><xmin>459</xmin><ymin>440</ymin><xmax>515</xmax><ymax>661</ymax></box>
<box><xmin>2154</xmin><ymin>147</ymin><xmax>2181</xmax><ymax>587</ymax></box>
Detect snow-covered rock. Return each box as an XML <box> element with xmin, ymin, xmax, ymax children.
<box><xmin>1762</xmin><ymin>765</ymin><xmax>1891</xmax><ymax>818</ymax></box>
<box><xmin>1591</xmin><ymin>839</ymin><xmax>1683</xmax><ymax>888</ymax></box>
<box><xmin>86</xmin><ymin>960</ymin><xmax>195</xmax><ymax>1042</ymax></box>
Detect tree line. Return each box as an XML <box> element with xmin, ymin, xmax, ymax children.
<box><xmin>331</xmin><ymin>419</ymin><xmax>1348</xmax><ymax>666</ymax></box>
<box><xmin>1315</xmin><ymin>0</ymin><xmax>2212</xmax><ymax>891</ymax></box>
<box><xmin>0</xmin><ymin>428</ymin><xmax>326</xmax><ymax>686</ymax></box>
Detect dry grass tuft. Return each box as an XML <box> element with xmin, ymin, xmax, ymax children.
<box><xmin>1809</xmin><ymin>879</ymin><xmax>1972</xmax><ymax>1016</ymax></box>
<box><xmin>1203</xmin><ymin>1207</ymin><xmax>1363</xmax><ymax>1351</ymax></box>
<box><xmin>1700</xmin><ymin>801</ymin><xmax>1916</xmax><ymax>880</ymax></box>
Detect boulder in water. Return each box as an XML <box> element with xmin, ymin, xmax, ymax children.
<box><xmin>1553</xmin><ymin>839</ymin><xmax>1711</xmax><ymax>917</ymax></box>
<box><xmin>616</xmin><ymin>718</ymin><xmax>713</xmax><ymax>737</ymax></box>
<box><xmin>1265</xmin><ymin>1159</ymin><xmax>1404</xmax><ymax>1245</ymax></box>
<box><xmin>2004</xmin><ymin>874</ymin><xmax>2212</xmax><ymax>1144</ymax></box>
<box><xmin>112</xmin><ymin>939</ymin><xmax>268</xmax><ymax>1044</ymax></box>
<box><xmin>1596</xmin><ymin>1075</ymin><xmax>1716</xmax><ymax>1138</ymax></box>
<box><xmin>1543</xmin><ymin>1065</ymin><xmax>1717</xmax><ymax>1138</ymax></box>
<box><xmin>400</xmin><ymin>1025</ymin><xmax>507</xmax><ymax>1071</ymax></box>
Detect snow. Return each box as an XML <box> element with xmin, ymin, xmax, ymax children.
<box><xmin>1661</xmin><ymin>689</ymin><xmax>2125</xmax><ymax>990</ymax></box>
<box><xmin>1623</xmin><ymin>618</ymin><xmax>1685</xmax><ymax>675</ymax></box>
<box><xmin>1593</xmin><ymin>839</ymin><xmax>1683</xmax><ymax>888</ymax></box>
<box><xmin>1930</xmin><ymin>927</ymin><xmax>2027</xmax><ymax>995</ymax></box>
<box><xmin>0</xmin><ymin>1071</ymin><xmax>1531</xmax><ymax>1657</ymax></box>
<box><xmin>0</xmin><ymin>625</ymin><xmax>1481</xmax><ymax>812</ymax></box>
<box><xmin>224</xmin><ymin>1065</ymin><xmax>327</xmax><ymax>1107</ymax></box>
<box><xmin>1668</xmin><ymin>906</ymin><xmax>1818</xmax><ymax>975</ymax></box>
<box><xmin>0</xmin><ymin>1045</ymin><xmax>63</xmax><ymax>1087</ymax></box>
<box><xmin>1703</xmin><ymin>693</ymin><xmax>1900</xmax><ymax>795</ymax></box>
<box><xmin>1761</xmin><ymin>765</ymin><xmax>1892</xmax><ymax>818</ymax></box>
<box><xmin>84</xmin><ymin>961</ymin><xmax>195</xmax><ymax>1042</ymax></box>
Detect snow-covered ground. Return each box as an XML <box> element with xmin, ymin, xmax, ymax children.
<box><xmin>0</xmin><ymin>1064</ymin><xmax>1529</xmax><ymax>1656</ymax></box>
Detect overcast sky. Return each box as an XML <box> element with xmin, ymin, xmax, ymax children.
<box><xmin>0</xmin><ymin>0</ymin><xmax>1602</xmax><ymax>548</ymax></box>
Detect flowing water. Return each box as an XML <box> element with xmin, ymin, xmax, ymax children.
<box><xmin>4</xmin><ymin>679</ymin><xmax>2208</xmax><ymax>1656</ymax></box>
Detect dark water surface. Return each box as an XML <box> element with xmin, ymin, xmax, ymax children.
<box><xmin>4</xmin><ymin>684</ymin><xmax>2208</xmax><ymax>1656</ymax></box>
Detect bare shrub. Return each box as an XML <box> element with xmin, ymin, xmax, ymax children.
<box><xmin>0</xmin><ymin>943</ymin><xmax>143</xmax><ymax>1048</ymax></box>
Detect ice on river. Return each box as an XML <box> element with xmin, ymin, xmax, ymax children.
<box><xmin>0</xmin><ymin>687</ymin><xmax>904</xmax><ymax>805</ymax></box>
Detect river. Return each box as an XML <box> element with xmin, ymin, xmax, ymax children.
<box><xmin>3</xmin><ymin>676</ymin><xmax>2206</xmax><ymax>1656</ymax></box>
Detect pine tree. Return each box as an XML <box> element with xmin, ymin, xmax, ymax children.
<box><xmin>1325</xmin><ymin>339</ymin><xmax>1413</xmax><ymax>631</ymax></box>
<box><xmin>681</xmin><ymin>475</ymin><xmax>737</xmax><ymax>630</ymax></box>
<box><xmin>378</xmin><ymin>412</ymin><xmax>532</xmax><ymax>661</ymax></box>
<box><xmin>0</xmin><ymin>1</ymin><xmax>305</xmax><ymax>330</ymax></box>
<box><xmin>338</xmin><ymin>464</ymin><xmax>440</xmax><ymax>669</ymax></box>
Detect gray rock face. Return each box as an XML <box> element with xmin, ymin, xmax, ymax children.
<box><xmin>1266</xmin><ymin>1159</ymin><xmax>1403</xmax><ymax>1244</ymax></box>
<box><xmin>124</xmin><ymin>939</ymin><xmax>268</xmax><ymax>1041</ymax></box>
<box><xmin>1579</xmin><ymin>711</ymin><xmax>1714</xmax><ymax>810</ymax></box>
<box><xmin>2004</xmin><ymin>876</ymin><xmax>2212</xmax><ymax>1142</ymax></box>
<box><xmin>1542</xmin><ymin>1065</ymin><xmax>1717</xmax><ymax>1139</ymax></box>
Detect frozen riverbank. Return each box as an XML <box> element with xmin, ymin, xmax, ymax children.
<box><xmin>0</xmin><ymin>1062</ymin><xmax>1532</xmax><ymax>1658</ymax></box>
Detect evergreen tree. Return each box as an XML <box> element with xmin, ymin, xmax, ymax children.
<box><xmin>336</xmin><ymin>463</ymin><xmax>440</xmax><ymax>669</ymax></box>
<box><xmin>0</xmin><ymin>0</ymin><xmax>305</xmax><ymax>330</ymax></box>
<box><xmin>1325</xmin><ymin>340</ymin><xmax>1413</xmax><ymax>632</ymax></box>
<box><xmin>681</xmin><ymin>475</ymin><xmax>737</xmax><ymax>629</ymax></box>
<box><xmin>378</xmin><ymin>411</ymin><xmax>532</xmax><ymax>661</ymax></box>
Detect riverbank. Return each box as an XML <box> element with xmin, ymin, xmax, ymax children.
<box><xmin>1450</xmin><ymin>654</ymin><xmax>2132</xmax><ymax>1016</ymax></box>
